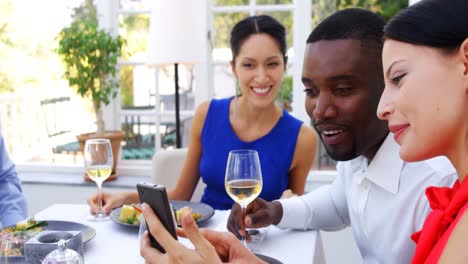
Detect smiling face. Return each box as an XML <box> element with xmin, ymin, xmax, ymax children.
<box><xmin>231</xmin><ymin>33</ymin><xmax>285</xmax><ymax>108</ymax></box>
<box><xmin>377</xmin><ymin>40</ymin><xmax>468</xmax><ymax>162</ymax></box>
<box><xmin>303</xmin><ymin>39</ymin><xmax>388</xmax><ymax>161</ymax></box>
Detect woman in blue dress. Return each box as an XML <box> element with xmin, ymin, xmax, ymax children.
<box><xmin>88</xmin><ymin>15</ymin><xmax>317</xmax><ymax>212</ymax></box>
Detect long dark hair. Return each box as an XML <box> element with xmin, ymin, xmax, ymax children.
<box><xmin>384</xmin><ymin>0</ymin><xmax>468</xmax><ymax>52</ymax></box>
<box><xmin>230</xmin><ymin>15</ymin><xmax>287</xmax><ymax>64</ymax></box>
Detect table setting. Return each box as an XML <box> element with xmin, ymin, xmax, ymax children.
<box><xmin>1</xmin><ymin>142</ymin><xmax>324</xmax><ymax>263</ymax></box>
<box><xmin>17</xmin><ymin>203</ymin><xmax>320</xmax><ymax>264</ymax></box>
<box><xmin>0</xmin><ymin>218</ymin><xmax>92</xmax><ymax>263</ymax></box>
<box><xmin>1</xmin><ymin>199</ymin><xmax>323</xmax><ymax>263</ymax></box>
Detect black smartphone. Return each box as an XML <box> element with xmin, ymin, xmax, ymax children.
<box><xmin>136</xmin><ymin>183</ymin><xmax>177</xmax><ymax>253</ymax></box>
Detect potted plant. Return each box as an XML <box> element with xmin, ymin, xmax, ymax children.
<box><xmin>57</xmin><ymin>0</ymin><xmax>124</xmax><ymax>181</ymax></box>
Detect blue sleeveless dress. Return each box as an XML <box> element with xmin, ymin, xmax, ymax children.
<box><xmin>199</xmin><ymin>97</ymin><xmax>303</xmax><ymax>210</ymax></box>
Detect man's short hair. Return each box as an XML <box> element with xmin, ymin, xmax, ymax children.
<box><xmin>307</xmin><ymin>8</ymin><xmax>385</xmax><ymax>52</ymax></box>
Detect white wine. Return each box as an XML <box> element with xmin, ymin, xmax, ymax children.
<box><xmin>86</xmin><ymin>166</ymin><xmax>112</xmax><ymax>183</ymax></box>
<box><xmin>225</xmin><ymin>179</ymin><xmax>262</xmax><ymax>206</ymax></box>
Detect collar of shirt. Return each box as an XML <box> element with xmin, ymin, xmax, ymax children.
<box><xmin>355</xmin><ymin>134</ymin><xmax>404</xmax><ymax>194</ymax></box>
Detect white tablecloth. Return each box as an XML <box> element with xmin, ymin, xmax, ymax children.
<box><xmin>35</xmin><ymin>204</ymin><xmax>325</xmax><ymax>264</ymax></box>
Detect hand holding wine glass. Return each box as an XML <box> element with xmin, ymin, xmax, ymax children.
<box><xmin>225</xmin><ymin>149</ymin><xmax>263</xmax><ymax>247</ymax></box>
<box><xmin>85</xmin><ymin>138</ymin><xmax>113</xmax><ymax>221</ymax></box>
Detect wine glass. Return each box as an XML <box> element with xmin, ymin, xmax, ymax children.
<box><xmin>0</xmin><ymin>230</ymin><xmax>37</xmax><ymax>262</ymax></box>
<box><xmin>225</xmin><ymin>149</ymin><xmax>263</xmax><ymax>247</ymax></box>
<box><xmin>84</xmin><ymin>138</ymin><xmax>113</xmax><ymax>221</ymax></box>
<box><xmin>0</xmin><ymin>233</ymin><xmax>24</xmax><ymax>259</ymax></box>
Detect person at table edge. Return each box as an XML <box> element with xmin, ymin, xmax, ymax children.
<box><xmin>0</xmin><ymin>134</ymin><xmax>27</xmax><ymax>228</ymax></box>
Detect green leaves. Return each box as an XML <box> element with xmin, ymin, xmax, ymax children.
<box><xmin>24</xmin><ymin>221</ymin><xmax>48</xmax><ymax>231</ymax></box>
<box><xmin>335</xmin><ymin>0</ymin><xmax>408</xmax><ymax>21</ymax></box>
<box><xmin>56</xmin><ymin>1</ymin><xmax>121</xmax><ymax>133</ymax></box>
<box><xmin>57</xmin><ymin>18</ymin><xmax>122</xmax><ymax>106</ymax></box>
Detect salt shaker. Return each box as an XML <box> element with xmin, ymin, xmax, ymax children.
<box><xmin>41</xmin><ymin>239</ymin><xmax>84</xmax><ymax>264</ymax></box>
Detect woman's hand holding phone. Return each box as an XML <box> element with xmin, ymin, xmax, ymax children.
<box><xmin>139</xmin><ymin>203</ymin><xmax>264</xmax><ymax>264</ymax></box>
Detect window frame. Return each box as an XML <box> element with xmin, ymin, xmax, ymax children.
<box><xmin>99</xmin><ymin>0</ymin><xmax>312</xmax><ymax>174</ymax></box>
<box><xmin>16</xmin><ymin>0</ymin><xmax>312</xmax><ymax>175</ymax></box>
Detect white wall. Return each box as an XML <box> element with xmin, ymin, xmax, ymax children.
<box><xmin>23</xmin><ymin>184</ymin><xmax>133</xmax><ymax>216</ymax></box>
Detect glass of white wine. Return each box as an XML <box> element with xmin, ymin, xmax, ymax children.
<box><xmin>84</xmin><ymin>138</ymin><xmax>113</xmax><ymax>221</ymax></box>
<box><xmin>225</xmin><ymin>149</ymin><xmax>263</xmax><ymax>247</ymax></box>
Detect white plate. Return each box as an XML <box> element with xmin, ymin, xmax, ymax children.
<box><xmin>110</xmin><ymin>207</ymin><xmax>141</xmax><ymax>228</ymax></box>
<box><xmin>170</xmin><ymin>200</ymin><xmax>215</xmax><ymax>226</ymax></box>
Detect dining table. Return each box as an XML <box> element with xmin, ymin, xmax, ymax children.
<box><xmin>35</xmin><ymin>204</ymin><xmax>326</xmax><ymax>264</ymax></box>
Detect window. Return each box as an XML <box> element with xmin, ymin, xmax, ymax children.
<box><xmin>115</xmin><ymin>0</ymin><xmax>199</xmax><ymax>166</ymax></box>
<box><xmin>105</xmin><ymin>0</ymin><xmax>315</xmax><ymax>170</ymax></box>
<box><xmin>3</xmin><ymin>0</ymin><xmax>332</xmax><ymax>173</ymax></box>
<box><xmin>0</xmin><ymin>0</ymin><xmax>94</xmax><ymax>167</ymax></box>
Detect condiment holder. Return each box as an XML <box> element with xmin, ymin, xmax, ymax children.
<box><xmin>24</xmin><ymin>231</ymin><xmax>83</xmax><ymax>264</ymax></box>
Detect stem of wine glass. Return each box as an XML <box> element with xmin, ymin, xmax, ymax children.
<box><xmin>241</xmin><ymin>204</ymin><xmax>247</xmax><ymax>247</ymax></box>
<box><xmin>97</xmin><ymin>181</ymin><xmax>104</xmax><ymax>215</ymax></box>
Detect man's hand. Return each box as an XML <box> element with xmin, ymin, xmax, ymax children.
<box><xmin>226</xmin><ymin>198</ymin><xmax>283</xmax><ymax>241</ymax></box>
<box><xmin>140</xmin><ymin>203</ymin><xmax>265</xmax><ymax>264</ymax></box>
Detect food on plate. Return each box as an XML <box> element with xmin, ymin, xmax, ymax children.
<box><xmin>118</xmin><ymin>204</ymin><xmax>142</xmax><ymax>225</ymax></box>
<box><xmin>0</xmin><ymin>218</ymin><xmax>48</xmax><ymax>257</ymax></box>
<box><xmin>0</xmin><ymin>218</ymin><xmax>47</xmax><ymax>237</ymax></box>
<box><xmin>15</xmin><ymin>218</ymin><xmax>48</xmax><ymax>231</ymax></box>
<box><xmin>173</xmin><ymin>206</ymin><xmax>202</xmax><ymax>225</ymax></box>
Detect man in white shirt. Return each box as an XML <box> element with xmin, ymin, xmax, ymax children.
<box><xmin>227</xmin><ymin>8</ymin><xmax>457</xmax><ymax>264</ymax></box>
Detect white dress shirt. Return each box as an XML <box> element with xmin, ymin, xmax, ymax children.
<box><xmin>278</xmin><ymin>134</ymin><xmax>457</xmax><ymax>264</ymax></box>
